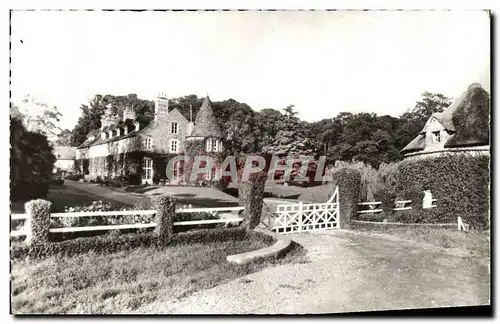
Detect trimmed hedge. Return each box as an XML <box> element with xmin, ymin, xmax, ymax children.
<box><xmin>374</xmin><ymin>187</ymin><xmax>397</xmax><ymax>216</ymax></box>
<box><xmin>152</xmin><ymin>195</ymin><xmax>176</xmax><ymax>243</ymax></box>
<box><xmin>25</xmin><ymin>200</ymin><xmax>52</xmax><ymax>246</ymax></box>
<box><xmin>398</xmin><ymin>153</ymin><xmax>490</xmax><ymax>228</ymax></box>
<box><xmin>238</xmin><ymin>171</ymin><xmax>267</xmax><ymax>229</ymax></box>
<box><xmin>330</xmin><ymin>168</ymin><xmax>362</xmax><ymax>229</ymax></box>
<box><xmin>10</xmin><ymin>227</ymin><xmax>256</xmax><ymax>260</ymax></box>
<box><xmin>403</xmin><ymin>184</ymin><xmax>425</xmax><ymax>211</ymax></box>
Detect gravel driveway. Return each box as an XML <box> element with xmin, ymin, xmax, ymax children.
<box><xmin>137</xmin><ymin>230</ymin><xmax>490</xmax><ymax>314</ymax></box>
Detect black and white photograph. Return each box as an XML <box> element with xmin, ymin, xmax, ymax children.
<box><xmin>9</xmin><ymin>9</ymin><xmax>491</xmax><ymax>315</ymax></box>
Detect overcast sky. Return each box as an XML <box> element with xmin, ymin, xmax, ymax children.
<box><xmin>10</xmin><ymin>10</ymin><xmax>490</xmax><ymax>130</ymax></box>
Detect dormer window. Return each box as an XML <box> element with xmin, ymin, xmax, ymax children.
<box><xmin>143</xmin><ymin>137</ymin><xmax>153</xmax><ymax>150</ymax></box>
<box><xmin>171</xmin><ymin>122</ymin><xmax>178</xmax><ymax>134</ymax></box>
<box><xmin>432</xmin><ymin>131</ymin><xmax>441</xmax><ymax>143</ymax></box>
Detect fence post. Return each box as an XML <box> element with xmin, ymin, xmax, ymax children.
<box><xmin>298</xmin><ymin>201</ymin><xmax>303</xmax><ymax>233</ymax></box>
<box><xmin>24</xmin><ymin>199</ymin><xmax>52</xmax><ymax>246</ymax></box>
<box><xmin>152</xmin><ymin>195</ymin><xmax>176</xmax><ymax>243</ymax></box>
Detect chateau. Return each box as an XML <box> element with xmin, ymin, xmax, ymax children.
<box><xmin>75</xmin><ymin>94</ymin><xmax>224</xmax><ymax>185</ymax></box>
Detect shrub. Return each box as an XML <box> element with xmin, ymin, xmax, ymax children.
<box><xmin>389</xmin><ymin>208</ymin><xmax>449</xmax><ymax>224</ymax></box>
<box><xmin>152</xmin><ymin>195</ymin><xmax>176</xmax><ymax>243</ymax></box>
<box><xmin>402</xmin><ymin>184</ymin><xmax>425</xmax><ymax>211</ymax></box>
<box><xmin>25</xmin><ymin>199</ymin><xmax>52</xmax><ymax>246</ymax></box>
<box><xmin>10</xmin><ymin>118</ymin><xmax>56</xmax><ymax>201</ymax></box>
<box><xmin>374</xmin><ymin>187</ymin><xmax>397</xmax><ymax>216</ymax></box>
<box><xmin>11</xmin><ymin>227</ymin><xmax>252</xmax><ymax>260</ymax></box>
<box><xmin>398</xmin><ymin>153</ymin><xmax>490</xmax><ymax>228</ymax></box>
<box><xmin>329</xmin><ymin>160</ymin><xmax>401</xmax><ymax>202</ymax></box>
<box><xmin>330</xmin><ymin>168</ymin><xmax>362</xmax><ymax>229</ymax></box>
<box><xmin>12</xmin><ymin>232</ymin><xmax>162</xmax><ymax>260</ymax></box>
<box><xmin>238</xmin><ymin>171</ymin><xmax>267</xmax><ymax>230</ymax></box>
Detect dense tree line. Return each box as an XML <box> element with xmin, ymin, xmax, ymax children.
<box><xmin>69</xmin><ymin>92</ymin><xmax>452</xmax><ymax>169</ymax></box>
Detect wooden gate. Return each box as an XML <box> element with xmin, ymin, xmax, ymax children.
<box><xmin>266</xmin><ymin>186</ymin><xmax>340</xmax><ymax>234</ymax></box>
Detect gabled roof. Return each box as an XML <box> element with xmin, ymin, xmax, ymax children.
<box><xmin>188</xmin><ymin>96</ymin><xmax>223</xmax><ymax>138</ymax></box>
<box><xmin>54</xmin><ymin>146</ymin><xmax>77</xmax><ymax>160</ymax></box>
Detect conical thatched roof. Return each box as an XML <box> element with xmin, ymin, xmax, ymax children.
<box><xmin>444</xmin><ymin>83</ymin><xmax>490</xmax><ymax>148</ymax></box>
<box><xmin>188</xmin><ymin>96</ymin><xmax>223</xmax><ymax>138</ymax></box>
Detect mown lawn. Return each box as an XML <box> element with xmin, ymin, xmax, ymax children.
<box><xmin>11</xmin><ymin>184</ymin><xmax>126</xmax><ymax>213</ymax></box>
<box><xmin>352</xmin><ymin>225</ymin><xmax>490</xmax><ymax>259</ymax></box>
<box><xmin>11</xmin><ymin>239</ymin><xmax>303</xmax><ymax>314</ymax></box>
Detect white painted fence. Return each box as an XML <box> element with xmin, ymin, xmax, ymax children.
<box><xmin>357</xmin><ymin>199</ymin><xmax>437</xmax><ymax>214</ymax></box>
<box><xmin>10</xmin><ymin>206</ymin><xmax>245</xmax><ymax>238</ymax></box>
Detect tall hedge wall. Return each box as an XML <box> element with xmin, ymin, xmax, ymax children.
<box><xmin>398</xmin><ymin>153</ymin><xmax>490</xmax><ymax>228</ymax></box>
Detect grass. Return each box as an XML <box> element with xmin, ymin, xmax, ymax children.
<box><xmin>11</xmin><ymin>184</ymin><xmax>126</xmax><ymax>214</ymax></box>
<box><xmin>352</xmin><ymin>224</ymin><xmax>490</xmax><ymax>258</ymax></box>
<box><xmin>11</xmin><ymin>238</ymin><xmax>304</xmax><ymax>314</ymax></box>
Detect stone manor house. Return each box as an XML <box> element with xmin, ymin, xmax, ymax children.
<box><xmin>75</xmin><ymin>94</ymin><xmax>224</xmax><ymax>185</ymax></box>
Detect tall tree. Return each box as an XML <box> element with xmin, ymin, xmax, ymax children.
<box><xmin>16</xmin><ymin>95</ymin><xmax>63</xmax><ymax>139</ymax></box>
<box><xmin>254</xmin><ymin>108</ymin><xmax>284</xmax><ymax>151</ymax></box>
<box><xmin>54</xmin><ymin>129</ymin><xmax>72</xmax><ymax>146</ymax></box>
<box><xmin>11</xmin><ymin>116</ymin><xmax>56</xmax><ymax>201</ymax></box>
<box><xmin>283</xmin><ymin>104</ymin><xmax>298</xmax><ymax>119</ymax></box>
<box><xmin>262</xmin><ymin>104</ymin><xmax>315</xmax><ymax>156</ymax></box>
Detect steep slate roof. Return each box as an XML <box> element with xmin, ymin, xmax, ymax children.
<box><xmin>401</xmin><ymin>83</ymin><xmax>490</xmax><ymax>154</ymax></box>
<box><xmin>188</xmin><ymin>96</ymin><xmax>223</xmax><ymax>138</ymax></box>
<box><xmin>77</xmin><ymin>108</ymin><xmax>190</xmax><ymax>149</ymax></box>
<box><xmin>77</xmin><ymin>120</ymin><xmax>148</xmax><ymax>149</ymax></box>
<box><xmin>54</xmin><ymin>146</ymin><xmax>77</xmax><ymax>160</ymax></box>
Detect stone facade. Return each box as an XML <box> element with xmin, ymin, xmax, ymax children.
<box><xmin>76</xmin><ymin>94</ymin><xmax>221</xmax><ymax>185</ymax></box>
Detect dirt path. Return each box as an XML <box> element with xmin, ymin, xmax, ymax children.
<box><xmin>138</xmin><ymin>230</ymin><xmax>490</xmax><ymax>314</ymax></box>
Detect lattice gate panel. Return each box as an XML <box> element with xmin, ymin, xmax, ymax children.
<box><xmin>268</xmin><ymin>186</ymin><xmax>340</xmax><ymax>234</ymax></box>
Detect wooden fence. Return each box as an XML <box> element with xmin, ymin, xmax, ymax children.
<box><xmin>357</xmin><ymin>199</ymin><xmax>437</xmax><ymax>214</ymax></box>
<box><xmin>10</xmin><ymin>206</ymin><xmax>245</xmax><ymax>238</ymax></box>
